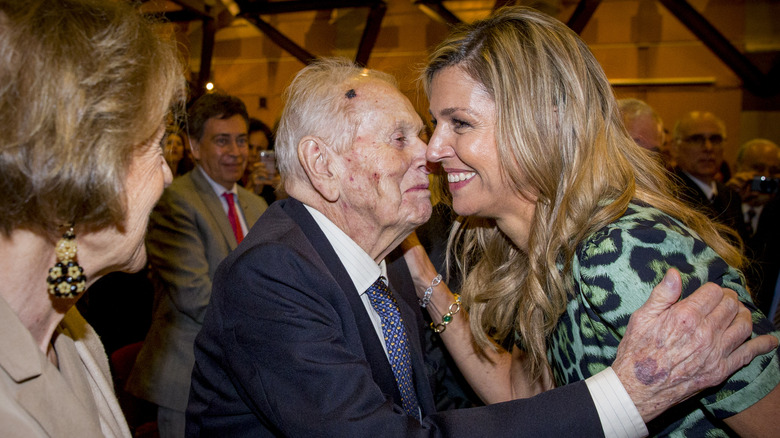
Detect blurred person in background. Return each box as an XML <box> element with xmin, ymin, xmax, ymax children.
<box><xmin>163</xmin><ymin>128</ymin><xmax>186</xmax><ymax>178</ymax></box>
<box><xmin>671</xmin><ymin>111</ymin><xmax>747</xmax><ymax>238</ymax></box>
<box><xmin>0</xmin><ymin>0</ymin><xmax>183</xmax><ymax>435</ymax></box>
<box><xmin>242</xmin><ymin>117</ymin><xmax>280</xmax><ymax>204</ymax></box>
<box><xmin>127</xmin><ymin>93</ymin><xmax>267</xmax><ymax>438</ymax></box>
<box><xmin>617</xmin><ymin>98</ymin><xmax>665</xmax><ymax>155</ymax></box>
<box><xmin>727</xmin><ymin>139</ymin><xmax>780</xmax><ymax>316</ymax></box>
<box><xmin>617</xmin><ymin>98</ymin><xmax>674</xmax><ymax>169</ymax></box>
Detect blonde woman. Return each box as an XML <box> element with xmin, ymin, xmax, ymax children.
<box><xmin>403</xmin><ymin>7</ymin><xmax>780</xmax><ymax>436</ymax></box>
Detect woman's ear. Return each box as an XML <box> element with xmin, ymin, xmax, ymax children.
<box><xmin>298</xmin><ymin>136</ymin><xmax>340</xmax><ymax>202</ymax></box>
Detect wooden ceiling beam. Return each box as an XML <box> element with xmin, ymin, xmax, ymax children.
<box><xmin>659</xmin><ymin>0</ymin><xmax>777</xmax><ymax>97</ymax></box>
<box><xmin>355</xmin><ymin>2</ymin><xmax>387</xmax><ymax>66</ymax></box>
<box><xmin>413</xmin><ymin>0</ymin><xmax>461</xmax><ymax>26</ymax></box>
<box><xmin>566</xmin><ymin>0</ymin><xmax>601</xmax><ymax>34</ymax></box>
<box><xmin>239</xmin><ymin>0</ymin><xmax>383</xmax><ymax>15</ymax></box>
<box><xmin>241</xmin><ymin>14</ymin><xmax>317</xmax><ymax>65</ymax></box>
<box><xmin>169</xmin><ymin>0</ymin><xmax>211</xmax><ymax>18</ymax></box>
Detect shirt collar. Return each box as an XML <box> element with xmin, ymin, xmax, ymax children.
<box><xmin>197</xmin><ymin>165</ymin><xmax>238</xmax><ymax>197</ymax></box>
<box><xmin>303</xmin><ymin>204</ymin><xmax>385</xmax><ymax>295</ymax></box>
<box><xmin>683</xmin><ymin>171</ymin><xmax>717</xmax><ymax>199</ymax></box>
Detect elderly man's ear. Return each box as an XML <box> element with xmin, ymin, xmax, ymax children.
<box><xmin>298</xmin><ymin>136</ymin><xmax>340</xmax><ymax>202</ymax></box>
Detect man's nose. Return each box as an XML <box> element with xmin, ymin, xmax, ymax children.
<box><xmin>227</xmin><ymin>139</ymin><xmax>243</xmax><ymax>155</ymax></box>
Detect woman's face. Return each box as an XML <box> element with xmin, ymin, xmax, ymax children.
<box><xmin>164</xmin><ymin>132</ymin><xmax>184</xmax><ymax>168</ymax></box>
<box><xmin>247</xmin><ymin>130</ymin><xmax>270</xmax><ymax>167</ymax></box>
<box><xmin>427</xmin><ymin>66</ymin><xmax>536</xmax><ymax>246</ymax></box>
<box><xmin>85</xmin><ymin>126</ymin><xmax>172</xmax><ymax>275</ymax></box>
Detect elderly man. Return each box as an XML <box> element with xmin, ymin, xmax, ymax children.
<box><xmin>128</xmin><ymin>93</ymin><xmax>268</xmax><ymax>437</ymax></box>
<box><xmin>671</xmin><ymin>111</ymin><xmax>746</xmax><ymax>237</ymax></box>
<box><xmin>726</xmin><ymin>139</ymin><xmax>780</xmax><ymax>316</ymax></box>
<box><xmin>617</xmin><ymin>98</ymin><xmax>665</xmax><ymax>154</ymax></box>
<box><xmin>187</xmin><ymin>59</ymin><xmax>774</xmax><ymax>437</ymax></box>
<box><xmin>617</xmin><ymin>98</ymin><xmax>672</xmax><ymax>169</ymax></box>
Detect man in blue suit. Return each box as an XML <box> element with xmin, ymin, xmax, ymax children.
<box><xmin>187</xmin><ymin>59</ymin><xmax>774</xmax><ymax>437</ymax></box>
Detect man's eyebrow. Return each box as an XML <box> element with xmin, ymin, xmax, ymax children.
<box><xmin>395</xmin><ymin>119</ymin><xmax>424</xmax><ymax>133</ymax></box>
<box><xmin>210</xmin><ymin>133</ymin><xmax>247</xmax><ymax>139</ymax></box>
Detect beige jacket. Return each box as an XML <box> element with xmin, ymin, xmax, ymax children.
<box><xmin>0</xmin><ymin>297</ymin><xmax>131</xmax><ymax>438</ymax></box>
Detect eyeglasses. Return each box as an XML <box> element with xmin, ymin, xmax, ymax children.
<box><xmin>680</xmin><ymin>134</ymin><xmax>725</xmax><ymax>149</ymax></box>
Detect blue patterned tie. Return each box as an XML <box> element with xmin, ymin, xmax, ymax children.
<box><xmin>366</xmin><ymin>276</ymin><xmax>420</xmax><ymax>419</ymax></box>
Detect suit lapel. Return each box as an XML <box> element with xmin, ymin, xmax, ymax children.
<box><xmin>0</xmin><ymin>299</ymin><xmax>103</xmax><ymax>436</ymax></box>
<box><xmin>283</xmin><ymin>199</ymin><xmax>404</xmax><ymax>408</ymax></box>
<box><xmin>673</xmin><ymin>169</ymin><xmax>710</xmax><ymax>206</ymax></box>
<box><xmin>237</xmin><ymin>187</ymin><xmax>264</xmax><ymax>228</ymax></box>
<box><xmin>189</xmin><ymin>168</ymin><xmax>238</xmax><ymax>249</ymax></box>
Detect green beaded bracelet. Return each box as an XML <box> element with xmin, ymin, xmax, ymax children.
<box><xmin>430</xmin><ymin>294</ymin><xmax>461</xmax><ymax>334</ymax></box>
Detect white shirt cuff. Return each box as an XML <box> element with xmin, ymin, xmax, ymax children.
<box><xmin>585</xmin><ymin>367</ymin><xmax>648</xmax><ymax>438</ymax></box>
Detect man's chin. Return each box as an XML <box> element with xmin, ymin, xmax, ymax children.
<box><xmin>409</xmin><ymin>203</ymin><xmax>434</xmax><ymax>228</ymax></box>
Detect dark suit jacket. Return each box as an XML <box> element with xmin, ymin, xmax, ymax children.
<box><xmin>671</xmin><ymin>168</ymin><xmax>747</xmax><ymax>238</ymax></box>
<box><xmin>127</xmin><ymin>167</ymin><xmax>267</xmax><ymax>412</ymax></box>
<box><xmin>186</xmin><ymin>198</ymin><xmax>602</xmax><ymax>437</ymax></box>
<box><xmin>744</xmin><ymin>196</ymin><xmax>780</xmax><ymax>315</ymax></box>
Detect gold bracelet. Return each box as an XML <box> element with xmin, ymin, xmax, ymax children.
<box><xmin>430</xmin><ymin>294</ymin><xmax>461</xmax><ymax>334</ymax></box>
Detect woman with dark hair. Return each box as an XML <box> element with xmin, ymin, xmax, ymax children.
<box><xmin>243</xmin><ymin>117</ymin><xmax>281</xmax><ymax>204</ymax></box>
<box><xmin>0</xmin><ymin>0</ymin><xmax>184</xmax><ymax>435</ymax></box>
<box><xmin>403</xmin><ymin>6</ymin><xmax>779</xmax><ymax>436</ymax></box>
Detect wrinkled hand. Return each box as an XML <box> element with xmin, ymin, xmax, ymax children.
<box><xmin>612</xmin><ymin>268</ymin><xmax>778</xmax><ymax>423</ymax></box>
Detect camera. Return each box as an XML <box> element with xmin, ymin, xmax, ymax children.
<box><xmin>750</xmin><ymin>175</ymin><xmax>780</xmax><ymax>194</ymax></box>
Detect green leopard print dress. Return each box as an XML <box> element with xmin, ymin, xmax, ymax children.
<box><xmin>546</xmin><ymin>202</ymin><xmax>780</xmax><ymax>437</ymax></box>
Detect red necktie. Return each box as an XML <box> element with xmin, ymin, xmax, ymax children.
<box><xmin>222</xmin><ymin>192</ymin><xmax>244</xmax><ymax>244</ymax></box>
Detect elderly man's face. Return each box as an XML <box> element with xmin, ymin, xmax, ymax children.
<box><xmin>335</xmin><ymin>79</ymin><xmax>431</xmax><ymax>238</ymax></box>
<box><xmin>626</xmin><ymin>113</ymin><xmax>663</xmax><ymax>153</ymax></box>
<box><xmin>675</xmin><ymin>116</ymin><xmax>724</xmax><ymax>183</ymax></box>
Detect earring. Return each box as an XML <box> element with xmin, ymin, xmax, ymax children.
<box><xmin>47</xmin><ymin>227</ymin><xmax>87</xmax><ymax>298</ymax></box>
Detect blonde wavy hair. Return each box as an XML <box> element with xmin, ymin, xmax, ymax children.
<box><xmin>423</xmin><ymin>6</ymin><xmax>744</xmax><ymax>380</ymax></box>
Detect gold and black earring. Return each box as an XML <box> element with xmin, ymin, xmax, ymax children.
<box><xmin>47</xmin><ymin>227</ymin><xmax>87</xmax><ymax>298</ymax></box>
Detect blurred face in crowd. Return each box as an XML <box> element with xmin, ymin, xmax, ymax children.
<box><xmin>737</xmin><ymin>141</ymin><xmax>780</xmax><ymax>178</ymax></box>
<box><xmin>191</xmin><ymin>114</ymin><xmax>249</xmax><ymax>189</ymax></box>
<box><xmin>164</xmin><ymin>131</ymin><xmax>184</xmax><ymax>171</ymax></box>
<box><xmin>674</xmin><ymin>113</ymin><xmax>725</xmax><ymax>183</ymax></box>
<box><xmin>625</xmin><ymin>113</ymin><xmax>663</xmax><ymax>154</ymax></box>
<box><xmin>248</xmin><ymin>130</ymin><xmax>270</xmax><ymax>168</ymax></box>
<box><xmin>737</xmin><ymin>140</ymin><xmax>780</xmax><ymax>206</ymax></box>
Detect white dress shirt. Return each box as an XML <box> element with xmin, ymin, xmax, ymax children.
<box><xmin>198</xmin><ymin>166</ymin><xmax>250</xmax><ymax>236</ymax></box>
